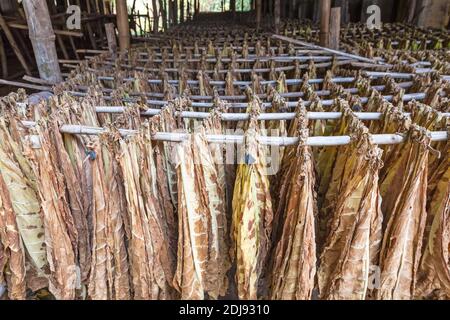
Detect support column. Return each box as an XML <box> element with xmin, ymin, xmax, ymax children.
<box><xmin>116</xmin><ymin>0</ymin><xmax>130</xmax><ymax>52</ymax></box>
<box><xmin>329</xmin><ymin>7</ymin><xmax>341</xmax><ymax>50</ymax></box>
<box><xmin>152</xmin><ymin>0</ymin><xmax>159</xmax><ymax>32</ymax></box>
<box><xmin>274</xmin><ymin>0</ymin><xmax>281</xmax><ymax>33</ymax></box>
<box><xmin>22</xmin><ymin>0</ymin><xmax>62</xmax><ymax>83</ymax></box>
<box><xmin>256</xmin><ymin>0</ymin><xmax>262</xmax><ymax>30</ymax></box>
<box><xmin>230</xmin><ymin>0</ymin><xmax>236</xmax><ymax>14</ymax></box>
<box><xmin>319</xmin><ymin>0</ymin><xmax>331</xmax><ymax>47</ymax></box>
<box><xmin>105</xmin><ymin>23</ymin><xmax>117</xmax><ymax>55</ymax></box>
<box><xmin>417</xmin><ymin>0</ymin><xmax>450</xmax><ymax>28</ymax></box>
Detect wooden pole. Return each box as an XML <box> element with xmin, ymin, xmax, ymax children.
<box><xmin>417</xmin><ymin>0</ymin><xmax>450</xmax><ymax>28</ymax></box>
<box><xmin>22</xmin><ymin>0</ymin><xmax>62</xmax><ymax>82</ymax></box>
<box><xmin>256</xmin><ymin>0</ymin><xmax>262</xmax><ymax>30</ymax></box>
<box><xmin>105</xmin><ymin>23</ymin><xmax>117</xmax><ymax>55</ymax></box>
<box><xmin>329</xmin><ymin>7</ymin><xmax>341</xmax><ymax>50</ymax></box>
<box><xmin>173</xmin><ymin>0</ymin><xmax>178</xmax><ymax>25</ymax></box>
<box><xmin>230</xmin><ymin>0</ymin><xmax>236</xmax><ymax>14</ymax></box>
<box><xmin>160</xmin><ymin>0</ymin><xmax>168</xmax><ymax>31</ymax></box>
<box><xmin>116</xmin><ymin>0</ymin><xmax>131</xmax><ymax>52</ymax></box>
<box><xmin>0</xmin><ymin>13</ymin><xmax>32</xmax><ymax>76</ymax></box>
<box><xmin>274</xmin><ymin>0</ymin><xmax>280</xmax><ymax>33</ymax></box>
<box><xmin>319</xmin><ymin>0</ymin><xmax>331</xmax><ymax>47</ymax></box>
<box><xmin>180</xmin><ymin>0</ymin><xmax>185</xmax><ymax>22</ymax></box>
<box><xmin>0</xmin><ymin>33</ymin><xmax>8</xmax><ymax>78</ymax></box>
<box><xmin>152</xmin><ymin>0</ymin><xmax>159</xmax><ymax>32</ymax></box>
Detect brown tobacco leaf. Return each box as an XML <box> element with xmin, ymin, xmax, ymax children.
<box><xmin>270</xmin><ymin>105</ymin><xmax>317</xmax><ymax>300</ymax></box>
<box><xmin>415</xmin><ymin>141</ymin><xmax>450</xmax><ymax>299</ymax></box>
<box><xmin>26</xmin><ymin>121</ymin><xmax>77</xmax><ymax>300</ymax></box>
<box><xmin>0</xmin><ymin>173</ymin><xmax>26</xmax><ymax>300</ymax></box>
<box><xmin>119</xmin><ymin>127</ymin><xmax>177</xmax><ymax>300</ymax></box>
<box><xmin>376</xmin><ymin>126</ymin><xmax>430</xmax><ymax>300</ymax></box>
<box><xmin>231</xmin><ymin>116</ymin><xmax>273</xmax><ymax>300</ymax></box>
<box><xmin>318</xmin><ymin>111</ymin><xmax>384</xmax><ymax>300</ymax></box>
<box><xmin>173</xmin><ymin>129</ymin><xmax>231</xmax><ymax>299</ymax></box>
<box><xmin>47</xmin><ymin>118</ymin><xmax>92</xmax><ymax>287</ymax></box>
<box><xmin>88</xmin><ymin>136</ymin><xmax>131</xmax><ymax>300</ymax></box>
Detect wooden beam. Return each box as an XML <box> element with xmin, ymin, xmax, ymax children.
<box><xmin>116</xmin><ymin>0</ymin><xmax>130</xmax><ymax>52</ymax></box>
<box><xmin>329</xmin><ymin>7</ymin><xmax>341</xmax><ymax>50</ymax></box>
<box><xmin>0</xmin><ymin>13</ymin><xmax>32</xmax><ymax>76</ymax></box>
<box><xmin>319</xmin><ymin>0</ymin><xmax>331</xmax><ymax>47</ymax></box>
<box><xmin>7</xmin><ymin>22</ymin><xmax>84</xmax><ymax>37</ymax></box>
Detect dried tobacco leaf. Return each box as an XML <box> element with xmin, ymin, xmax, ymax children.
<box><xmin>119</xmin><ymin>126</ymin><xmax>177</xmax><ymax>300</ymax></box>
<box><xmin>376</xmin><ymin>126</ymin><xmax>430</xmax><ymax>300</ymax></box>
<box><xmin>173</xmin><ymin>126</ymin><xmax>231</xmax><ymax>299</ymax></box>
<box><xmin>88</xmin><ymin>136</ymin><xmax>131</xmax><ymax>300</ymax></box>
<box><xmin>270</xmin><ymin>105</ymin><xmax>317</xmax><ymax>300</ymax></box>
<box><xmin>0</xmin><ymin>173</ymin><xmax>26</xmax><ymax>300</ymax></box>
<box><xmin>0</xmin><ymin>118</ymin><xmax>47</xmax><ymax>274</ymax></box>
<box><xmin>415</xmin><ymin>141</ymin><xmax>450</xmax><ymax>299</ymax></box>
<box><xmin>231</xmin><ymin>115</ymin><xmax>273</xmax><ymax>300</ymax></box>
<box><xmin>26</xmin><ymin>121</ymin><xmax>77</xmax><ymax>300</ymax></box>
<box><xmin>318</xmin><ymin>113</ymin><xmax>383</xmax><ymax>300</ymax></box>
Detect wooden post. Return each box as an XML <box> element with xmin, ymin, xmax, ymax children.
<box><xmin>329</xmin><ymin>7</ymin><xmax>341</xmax><ymax>50</ymax></box>
<box><xmin>256</xmin><ymin>0</ymin><xmax>262</xmax><ymax>30</ymax></box>
<box><xmin>22</xmin><ymin>0</ymin><xmax>61</xmax><ymax>82</ymax></box>
<box><xmin>173</xmin><ymin>0</ymin><xmax>178</xmax><ymax>25</ymax></box>
<box><xmin>274</xmin><ymin>0</ymin><xmax>281</xmax><ymax>33</ymax></box>
<box><xmin>160</xmin><ymin>0</ymin><xmax>168</xmax><ymax>30</ymax></box>
<box><xmin>319</xmin><ymin>0</ymin><xmax>331</xmax><ymax>47</ymax></box>
<box><xmin>0</xmin><ymin>32</ymin><xmax>8</xmax><ymax>78</ymax></box>
<box><xmin>116</xmin><ymin>0</ymin><xmax>130</xmax><ymax>52</ymax></box>
<box><xmin>152</xmin><ymin>0</ymin><xmax>159</xmax><ymax>32</ymax></box>
<box><xmin>180</xmin><ymin>0</ymin><xmax>185</xmax><ymax>22</ymax></box>
<box><xmin>0</xmin><ymin>13</ymin><xmax>32</xmax><ymax>76</ymax></box>
<box><xmin>230</xmin><ymin>0</ymin><xmax>236</xmax><ymax>14</ymax></box>
<box><xmin>417</xmin><ymin>0</ymin><xmax>450</xmax><ymax>28</ymax></box>
<box><xmin>105</xmin><ymin>23</ymin><xmax>117</xmax><ymax>55</ymax></box>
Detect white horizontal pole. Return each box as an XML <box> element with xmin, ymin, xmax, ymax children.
<box><xmin>93</xmin><ymin>107</ymin><xmax>450</xmax><ymax>121</ymax></box>
<box><xmin>21</xmin><ymin>122</ymin><xmax>447</xmax><ymax>146</ymax></box>
<box><xmin>96</xmin><ymin>72</ymin><xmax>423</xmax><ymax>85</ymax></box>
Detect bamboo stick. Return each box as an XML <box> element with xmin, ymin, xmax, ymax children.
<box><xmin>92</xmin><ymin>107</ymin><xmax>450</xmax><ymax>121</ymax></box>
<box><xmin>272</xmin><ymin>34</ymin><xmax>387</xmax><ymax>65</ymax></box>
<box><xmin>22</xmin><ymin>122</ymin><xmax>448</xmax><ymax>146</ymax></box>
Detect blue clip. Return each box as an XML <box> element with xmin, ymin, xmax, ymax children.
<box><xmin>86</xmin><ymin>150</ymin><xmax>97</xmax><ymax>161</ymax></box>
<box><xmin>244</xmin><ymin>153</ymin><xmax>256</xmax><ymax>165</ymax></box>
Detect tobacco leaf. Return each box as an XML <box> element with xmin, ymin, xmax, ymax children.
<box><xmin>0</xmin><ymin>173</ymin><xmax>27</xmax><ymax>300</ymax></box>
<box><xmin>318</xmin><ymin>110</ymin><xmax>384</xmax><ymax>300</ymax></box>
<box><xmin>0</xmin><ymin>118</ymin><xmax>47</xmax><ymax>274</ymax></box>
<box><xmin>376</xmin><ymin>126</ymin><xmax>430</xmax><ymax>300</ymax></box>
<box><xmin>119</xmin><ymin>126</ymin><xmax>177</xmax><ymax>299</ymax></box>
<box><xmin>415</xmin><ymin>140</ymin><xmax>450</xmax><ymax>299</ymax></box>
<box><xmin>26</xmin><ymin>120</ymin><xmax>77</xmax><ymax>300</ymax></box>
<box><xmin>231</xmin><ymin>111</ymin><xmax>273</xmax><ymax>299</ymax></box>
<box><xmin>88</xmin><ymin>135</ymin><xmax>131</xmax><ymax>300</ymax></box>
<box><xmin>270</xmin><ymin>105</ymin><xmax>317</xmax><ymax>300</ymax></box>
